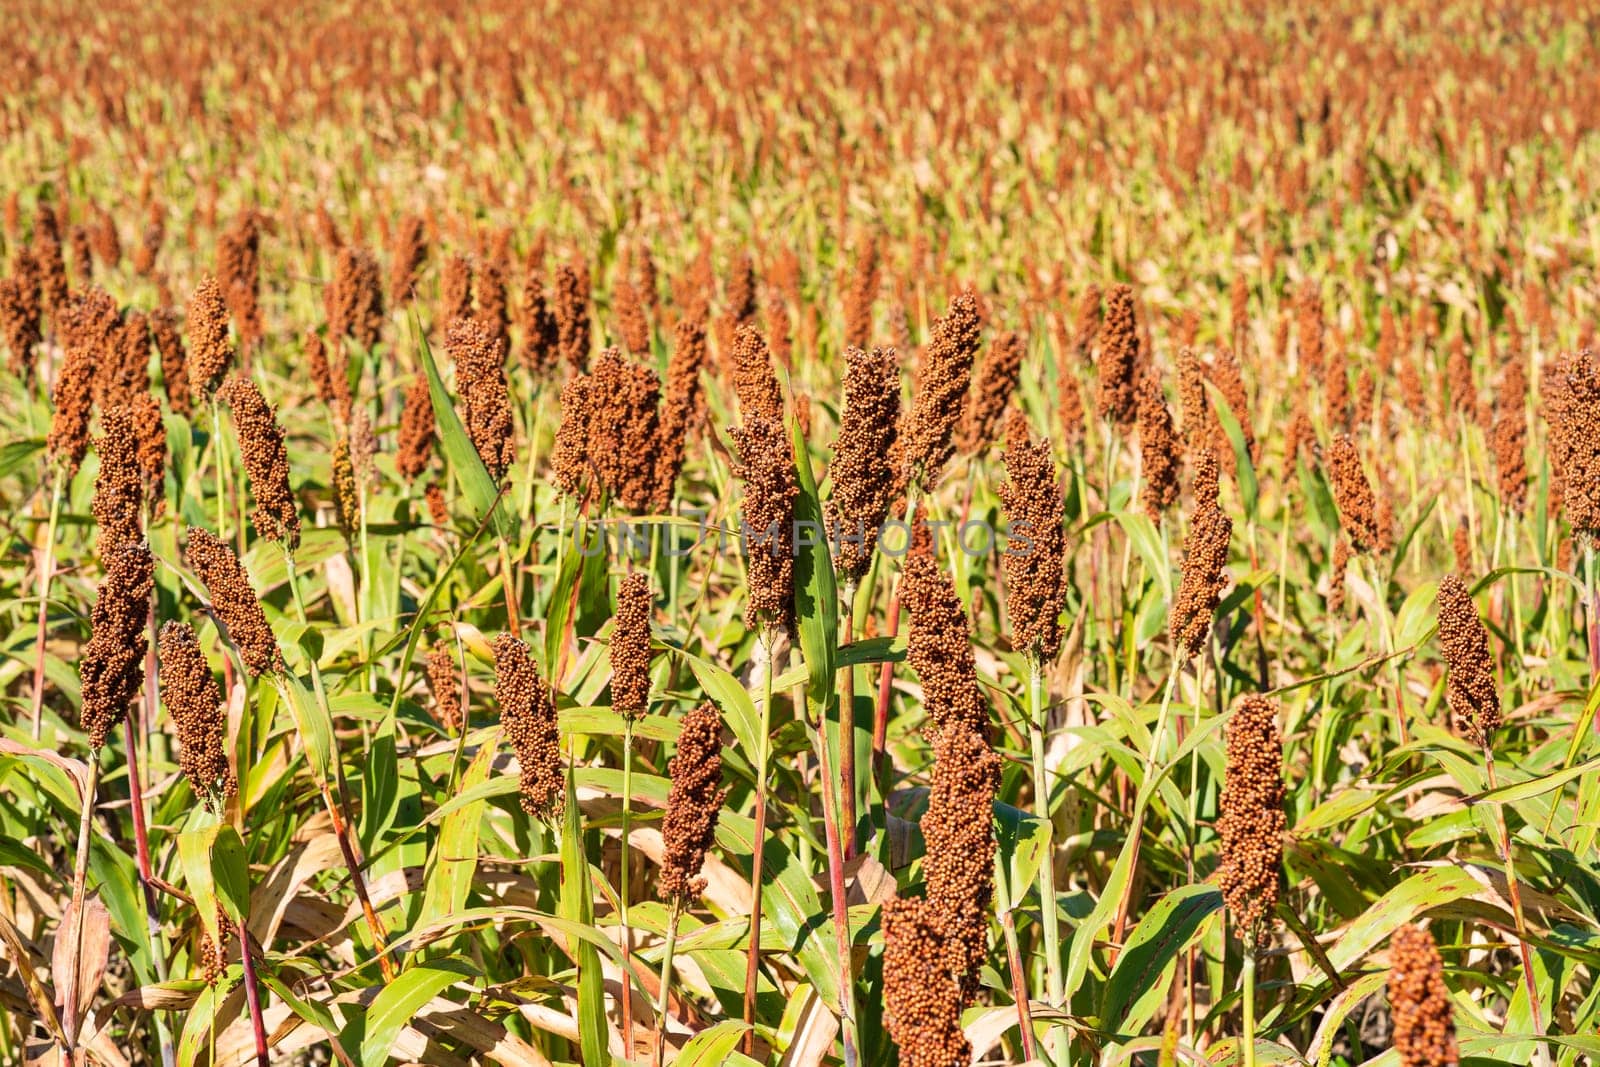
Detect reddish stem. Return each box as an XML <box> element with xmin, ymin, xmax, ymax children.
<box><xmin>238</xmin><ymin>919</ymin><xmax>270</xmax><ymax>1067</ymax></box>
<box><xmin>839</xmin><ymin>597</ymin><xmax>857</xmax><ymax>860</ymax></box>
<box><xmin>1001</xmin><ymin>909</ymin><xmax>1039</xmax><ymax>1062</ymax></box>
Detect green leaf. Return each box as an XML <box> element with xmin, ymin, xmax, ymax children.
<box><xmin>678</xmin><ymin>648</ymin><xmax>763</xmax><ymax>762</ymax></box>
<box><xmin>560</xmin><ymin>767</ymin><xmax>610</xmax><ymax>1066</ymax></box>
<box><xmin>415</xmin><ymin>741</ymin><xmax>494</xmax><ymax>939</ymax></box>
<box><xmin>412</xmin><ymin>316</ymin><xmax>512</xmax><ymax>543</ymax></box>
<box><xmin>354</xmin><ymin>957</ymin><xmax>476</xmax><ymax>1067</ymax></box>
<box><xmin>177</xmin><ymin>824</ymin><xmax>222</xmax><ymax>945</ymax></box>
<box><xmin>1101</xmin><ymin>884</ymin><xmax>1222</xmax><ymax>1036</ymax></box>
<box><xmin>278</xmin><ymin>671</ymin><xmax>334</xmax><ymax>788</ymax></box>
<box><xmin>675</xmin><ymin>1019</ymin><xmax>755</xmax><ymax>1065</ymax></box>
<box><xmin>210</xmin><ymin>826</ymin><xmax>251</xmax><ymax>926</ymax></box>
<box><xmin>1207</xmin><ymin>381</ymin><xmax>1258</xmax><ymax>521</ymax></box>
<box><xmin>789</xmin><ymin>413</ymin><xmax>838</xmax><ymax>720</ymax></box>
<box><xmin>992</xmin><ymin>802</ymin><xmax>1049</xmax><ymax>917</ymax></box>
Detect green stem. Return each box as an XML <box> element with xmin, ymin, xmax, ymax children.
<box><xmin>28</xmin><ymin>468</ymin><xmax>64</xmax><ymax>740</ymax></box>
<box><xmin>654</xmin><ymin>899</ymin><xmax>683</xmax><ymax>1067</ymax></box>
<box><xmin>620</xmin><ymin>714</ymin><xmax>637</xmax><ymax>1048</ymax></box>
<box><xmin>1027</xmin><ymin>655</ymin><xmax>1066</xmax><ymax>1066</ymax></box>
<box><xmin>1241</xmin><ymin>941</ymin><xmax>1258</xmax><ymax>1067</ymax></box>
<box><xmin>740</xmin><ymin>627</ymin><xmax>776</xmax><ymax>1056</ymax></box>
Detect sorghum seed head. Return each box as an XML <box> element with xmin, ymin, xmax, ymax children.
<box><xmin>79</xmin><ymin>540</ymin><xmax>154</xmax><ymax>750</ymax></box>
<box><xmin>185</xmin><ymin>527</ymin><xmax>282</xmax><ymax>677</ymax></box>
<box><xmin>998</xmin><ymin>411</ymin><xmax>1066</xmax><ymax>661</ymax></box>
<box><xmin>1387</xmin><ymin>925</ymin><xmax>1459</xmax><ymax>1067</ymax></box>
<box><xmin>396</xmin><ymin>372</ymin><xmax>436</xmax><ymax>483</ymax></box>
<box><xmin>493</xmin><ymin>632</ymin><xmax>563</xmax><ymax>820</ymax></box>
<box><xmin>150</xmin><ymin>308</ymin><xmax>190</xmax><ymax>416</ymax></box>
<box><xmin>1169</xmin><ymin>451</ymin><xmax>1232</xmax><ymax>658</ymax></box>
<box><xmin>903</xmin><ymin>549</ymin><xmax>990</xmax><ymax>743</ymax></box>
<box><xmin>732</xmin><ymin>414</ymin><xmax>798</xmax><ymax>629</ymax></box>
<box><xmin>1327</xmin><ymin>433</ymin><xmax>1380</xmax><ymax>553</ymax></box>
<box><xmin>903</xmin><ymin>292</ymin><xmax>981</xmax><ymax>490</ymax></box>
<box><xmin>1096</xmin><ymin>284</ymin><xmax>1140</xmax><ymax>425</ymax></box>
<box><xmin>1136</xmin><ymin>368</ymin><xmax>1183</xmax><ymax>517</ymax></box>
<box><xmin>610</xmin><ymin>573</ymin><xmax>653</xmax><ymax>719</ymax></box>
<box><xmin>220</xmin><ymin>375</ymin><xmax>301</xmax><ymax>550</ymax></box>
<box><xmin>882</xmin><ymin>895</ymin><xmax>972</xmax><ymax>1067</ymax></box>
<box><xmin>921</xmin><ymin>718</ymin><xmax>1001</xmax><ymax>1000</ymax></box>
<box><xmin>828</xmin><ymin>345</ymin><xmax>902</xmax><ymax>583</ymax></box>
<box><xmin>555</xmin><ymin>262</ymin><xmax>591</xmax><ymax>371</ymax></box>
<box><xmin>92</xmin><ymin>407</ymin><xmax>145</xmax><ymax>557</ymax></box>
<box><xmin>425</xmin><ymin>641</ymin><xmax>462</xmax><ymax>732</ymax></box>
<box><xmin>659</xmin><ymin>702</ymin><xmax>728</xmax><ymax>902</ymax></box>
<box><xmin>1217</xmin><ymin>694</ymin><xmax>1285</xmax><ymax>939</ymax></box>
<box><xmin>158</xmin><ymin>621</ymin><xmax>236</xmax><ymax>810</ymax></box>
<box><xmin>1435</xmin><ymin>574</ymin><xmax>1501</xmax><ymax>750</ymax></box>
<box><xmin>732</xmin><ymin>324</ymin><xmax>784</xmax><ymax>424</ymax></box>
<box><xmin>652</xmin><ymin>317</ymin><xmax>708</xmax><ymax>510</ymax></box>
<box><xmin>448</xmin><ymin>316</ymin><xmax>515</xmax><ymax>482</ymax></box>
<box><xmin>185</xmin><ymin>277</ymin><xmax>234</xmax><ymax>402</ymax></box>
<box><xmin>956</xmin><ymin>330</ymin><xmax>1024</xmax><ymax>456</ymax></box>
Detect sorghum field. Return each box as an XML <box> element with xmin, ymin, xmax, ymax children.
<box><xmin>3</xmin><ymin>2</ymin><xmax>1600</xmax><ymax>1065</ymax></box>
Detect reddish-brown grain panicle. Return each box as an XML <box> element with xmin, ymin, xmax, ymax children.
<box><xmin>33</xmin><ymin>226</ymin><xmax>69</xmax><ymax>318</ymax></box>
<box><xmin>1096</xmin><ymin>284</ymin><xmax>1140</xmax><ymax>425</ymax></box>
<box><xmin>1452</xmin><ymin>517</ymin><xmax>1472</xmax><ymax>577</ymax></box>
<box><xmin>1136</xmin><ymin>369</ymin><xmax>1183</xmax><ymax>517</ymax></box>
<box><xmin>93</xmin><ymin>407</ymin><xmax>145</xmax><ymax>557</ymax></box>
<box><xmin>553</xmin><ymin>372</ymin><xmax>593</xmax><ymax>499</ymax></box>
<box><xmin>903</xmin><ymin>549</ymin><xmax>990</xmax><ymax>742</ymax></box>
<box><xmin>1446</xmin><ymin>337</ymin><xmax>1477</xmax><ymax>426</ymax></box>
<box><xmin>220</xmin><ymin>376</ymin><xmax>300</xmax><ymax>549</ymax></box>
<box><xmin>448</xmin><ymin>316</ymin><xmax>515</xmax><ymax>482</ymax></box>
<box><xmin>765</xmin><ymin>285</ymin><xmax>793</xmax><ymax>369</ymax></box>
<box><xmin>79</xmin><ymin>540</ymin><xmax>153</xmax><ymax>750</ymax></box>
<box><xmin>103</xmin><ymin>310</ymin><xmax>151</xmax><ymax>407</ymax></box>
<box><xmin>1354</xmin><ymin>367</ymin><xmax>1376</xmax><ymax>431</ymax></box>
<box><xmin>475</xmin><ymin>256</ymin><xmax>511</xmax><ymax>355</ymax></box>
<box><xmin>1295</xmin><ymin>279</ymin><xmax>1325</xmax><ymax>379</ymax></box>
<box><xmin>882</xmin><ymin>895</ymin><xmax>973</xmax><ymax>1067</ymax></box>
<box><xmin>922</xmin><ymin>717</ymin><xmax>1000</xmax><ymax>1000</ymax></box>
<box><xmin>158</xmin><ymin>620</ymin><xmax>236</xmax><ymax>809</ymax></box>
<box><xmin>150</xmin><ymin>308</ymin><xmax>190</xmax><ymax>415</ymax></box>
<box><xmin>613</xmin><ymin>277</ymin><xmax>651</xmax><ymax>356</ymax></box>
<box><xmin>1206</xmin><ymin>345</ymin><xmax>1256</xmax><ymax>465</ymax></box>
<box><xmin>610</xmin><ymin>573</ymin><xmax>653</xmax><ymax>719</ymax></box>
<box><xmin>185</xmin><ymin>277</ymin><xmax>234</xmax><ymax>401</ymax></box>
<box><xmin>903</xmin><ymin>292</ymin><xmax>981</xmax><ymax>490</ymax></box>
<box><xmin>1543</xmin><ymin>351</ymin><xmax>1600</xmax><ymax>542</ymax></box>
<box><xmin>733</xmin><ymin>414</ymin><xmax>798</xmax><ymax>628</ymax></box>
<box><xmin>1387</xmin><ymin>925</ymin><xmax>1459</xmax><ymax>1067</ymax></box>
<box><xmin>1177</xmin><ymin>347</ymin><xmax>1210</xmax><ymax>448</ymax></box>
<box><xmin>1071</xmin><ymin>284</ymin><xmax>1102</xmax><ymax>361</ymax></box>
<box><xmin>717</xmin><ymin>252</ymin><xmax>759</xmax><ymax>356</ymax></box>
<box><xmin>659</xmin><ymin>701</ymin><xmax>728</xmax><ymax>902</ymax></box>
<box><xmin>425</xmin><ymin>641</ymin><xmax>462</xmax><ymax>732</ymax></box>
<box><xmin>424</xmin><ymin>482</ymin><xmax>450</xmax><ymax>527</ymax></box>
<box><xmin>128</xmin><ymin>391</ymin><xmax>167</xmax><ymax>509</ymax></box>
<box><xmin>91</xmin><ymin>209</ymin><xmax>119</xmax><ymax>269</ymax></box>
<box><xmin>306</xmin><ymin>330</ymin><xmax>335</xmax><ymax>406</ymax></box>
<box><xmin>217</xmin><ymin>211</ymin><xmax>263</xmax><ymax>350</ymax></box>
<box><xmin>585</xmin><ymin>348</ymin><xmax>661</xmax><ymax>510</ymax></box>
<box><xmin>0</xmin><ymin>275</ymin><xmax>41</xmax><ymax>380</ymax></box>
<box><xmin>1327</xmin><ymin>433</ymin><xmax>1380</xmax><ymax>552</ymax></box>
<box><xmin>554</xmin><ymin>262</ymin><xmax>591</xmax><ymax>371</ymax></box>
<box><xmin>186</xmin><ymin>527</ymin><xmax>282</xmax><ymax>677</ymax></box>
<box><xmin>1329</xmin><ymin>538</ymin><xmax>1352</xmax><ymax>614</ymax></box>
<box><xmin>331</xmin><ymin>436</ymin><xmax>360</xmax><ymax>539</ymax></box>
<box><xmin>396</xmin><ymin>372</ymin><xmax>436</xmax><ymax>483</ymax></box>
<box><xmin>828</xmin><ymin>345</ymin><xmax>902</xmax><ymax>583</ymax></box>
<box><xmin>133</xmin><ymin>204</ymin><xmax>163</xmax><ymax>278</ymax></box>
<box><xmin>328</xmin><ymin>246</ymin><xmax>385</xmax><ymax>350</ymax></box>
<box><xmin>1436</xmin><ymin>574</ymin><xmax>1501</xmax><ymax>749</ymax></box>
<box><xmin>732</xmin><ymin>324</ymin><xmax>784</xmax><ymax>423</ymax></box>
<box><xmin>998</xmin><ymin>411</ymin><xmax>1066</xmax><ymax>660</ymax></box>
<box><xmin>844</xmin><ymin>234</ymin><xmax>880</xmax><ymax>349</ymax></box>
<box><xmin>1058</xmin><ymin>365</ymin><xmax>1086</xmax><ymax>448</ymax></box>
<box><xmin>440</xmin><ymin>254</ymin><xmax>473</xmax><ymax>328</ymax></box>
<box><xmin>48</xmin><ymin>342</ymin><xmax>95</xmax><ymax>476</ymax></box>
<box><xmin>517</xmin><ymin>270</ymin><xmax>561</xmax><ymax>374</ymax></box>
<box><xmin>1230</xmin><ymin>274</ymin><xmax>1250</xmax><ymax>348</ymax></box>
<box><xmin>1493</xmin><ymin>356</ymin><xmax>1528</xmax><ymax>513</ymax></box>
<box><xmin>1169</xmin><ymin>451</ymin><xmax>1233</xmax><ymax>657</ymax></box>
<box><xmin>493</xmin><ymin>632</ymin><xmax>563</xmax><ymax>820</ymax></box>
<box><xmin>957</xmin><ymin>330</ymin><xmax>1024</xmax><ymax>456</ymax></box>
<box><xmin>1216</xmin><ymin>694</ymin><xmax>1285</xmax><ymax>938</ymax></box>
<box><xmin>652</xmin><ymin>318</ymin><xmax>708</xmax><ymax>510</ymax></box>
<box><xmin>1325</xmin><ymin>332</ymin><xmax>1350</xmax><ymax>430</ymax></box>
<box><xmin>1399</xmin><ymin>349</ymin><xmax>1429</xmax><ymax>423</ymax></box>
<box><xmin>389</xmin><ymin>215</ymin><xmax>427</xmax><ymax>305</ymax></box>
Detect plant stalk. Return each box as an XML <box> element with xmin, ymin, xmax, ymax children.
<box><xmin>28</xmin><ymin>468</ymin><xmax>64</xmax><ymax>740</ymax></box>
<box><xmin>741</xmin><ymin>627</ymin><xmax>776</xmax><ymax>1056</ymax></box>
